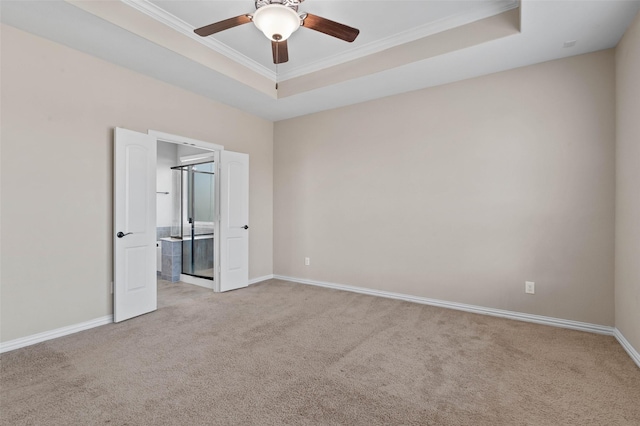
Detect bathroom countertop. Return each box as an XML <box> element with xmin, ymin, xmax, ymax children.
<box><xmin>160</xmin><ymin>237</ymin><xmax>182</xmax><ymax>242</ymax></box>
<box><xmin>161</xmin><ymin>235</ymin><xmax>214</xmax><ymax>242</ymax></box>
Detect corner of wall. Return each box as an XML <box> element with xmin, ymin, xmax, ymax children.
<box><xmin>614</xmin><ymin>9</ymin><xmax>640</xmax><ymax>359</ymax></box>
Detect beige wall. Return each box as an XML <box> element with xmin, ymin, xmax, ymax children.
<box><xmin>0</xmin><ymin>25</ymin><xmax>273</xmax><ymax>342</ymax></box>
<box><xmin>274</xmin><ymin>50</ymin><xmax>616</xmax><ymax>326</ymax></box>
<box><xmin>2</xmin><ymin>17</ymin><xmax>633</xmax><ymax>352</ymax></box>
<box><xmin>615</xmin><ymin>12</ymin><xmax>640</xmax><ymax>353</ymax></box>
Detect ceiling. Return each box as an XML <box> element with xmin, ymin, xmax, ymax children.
<box><xmin>2</xmin><ymin>1</ymin><xmax>640</xmax><ymax>121</ymax></box>
<box><xmin>148</xmin><ymin>0</ymin><xmax>519</xmax><ymax>80</ymax></box>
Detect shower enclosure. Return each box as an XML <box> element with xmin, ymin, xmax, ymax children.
<box><xmin>170</xmin><ymin>160</ymin><xmax>215</xmax><ymax>280</ymax></box>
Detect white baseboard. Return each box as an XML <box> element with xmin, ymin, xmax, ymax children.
<box><xmin>0</xmin><ymin>275</ymin><xmax>276</xmax><ymax>353</ymax></box>
<box><xmin>273</xmin><ymin>275</ymin><xmax>614</xmax><ymax>336</ymax></box>
<box><xmin>249</xmin><ymin>274</ymin><xmax>274</xmax><ymax>285</ymax></box>
<box><xmin>273</xmin><ymin>275</ymin><xmax>639</xmax><ymax>368</ymax></box>
<box><xmin>4</xmin><ymin>278</ymin><xmax>636</xmax><ymax>370</ymax></box>
<box><xmin>0</xmin><ymin>315</ymin><xmax>113</xmax><ymax>354</ymax></box>
<box><xmin>614</xmin><ymin>328</ymin><xmax>640</xmax><ymax>369</ymax></box>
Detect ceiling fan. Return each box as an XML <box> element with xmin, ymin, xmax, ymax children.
<box><xmin>193</xmin><ymin>0</ymin><xmax>360</xmax><ymax>65</ymax></box>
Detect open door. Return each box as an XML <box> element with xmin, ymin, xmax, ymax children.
<box><xmin>114</xmin><ymin>128</ymin><xmax>157</xmax><ymax>322</ymax></box>
<box><xmin>219</xmin><ymin>150</ymin><xmax>249</xmax><ymax>292</ymax></box>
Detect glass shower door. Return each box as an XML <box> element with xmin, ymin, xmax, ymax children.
<box><xmin>172</xmin><ymin>161</ymin><xmax>215</xmax><ymax>280</ymax></box>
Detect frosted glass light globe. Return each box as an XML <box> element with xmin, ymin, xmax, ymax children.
<box><xmin>253</xmin><ymin>4</ymin><xmax>301</xmax><ymax>41</ymax></box>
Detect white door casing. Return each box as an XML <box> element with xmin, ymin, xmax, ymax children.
<box><xmin>114</xmin><ymin>127</ymin><xmax>157</xmax><ymax>322</ymax></box>
<box><xmin>219</xmin><ymin>151</ymin><xmax>249</xmax><ymax>292</ymax></box>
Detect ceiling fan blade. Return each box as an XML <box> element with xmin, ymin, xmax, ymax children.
<box><xmin>271</xmin><ymin>39</ymin><xmax>289</xmax><ymax>64</ymax></box>
<box><xmin>194</xmin><ymin>14</ymin><xmax>252</xmax><ymax>37</ymax></box>
<box><xmin>302</xmin><ymin>13</ymin><xmax>359</xmax><ymax>42</ymax></box>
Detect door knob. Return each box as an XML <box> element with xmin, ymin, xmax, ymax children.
<box><xmin>117</xmin><ymin>232</ymin><xmax>133</xmax><ymax>238</ymax></box>
<box><xmin>242</xmin><ymin>225</ymin><xmax>249</xmax><ymax>230</ymax></box>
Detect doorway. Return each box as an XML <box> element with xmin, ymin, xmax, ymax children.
<box><xmin>114</xmin><ymin>128</ymin><xmax>249</xmax><ymax>323</ymax></box>
<box><xmin>156</xmin><ymin>139</ymin><xmax>219</xmax><ymax>290</ymax></box>
<box><xmin>151</xmin><ymin>130</ymin><xmax>249</xmax><ymax>293</ymax></box>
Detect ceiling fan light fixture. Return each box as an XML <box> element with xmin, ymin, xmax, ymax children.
<box><xmin>252</xmin><ymin>4</ymin><xmax>300</xmax><ymax>41</ymax></box>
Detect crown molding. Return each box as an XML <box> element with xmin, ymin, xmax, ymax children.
<box><xmin>120</xmin><ymin>0</ymin><xmax>276</xmax><ymax>80</ymax></box>
<box><xmin>279</xmin><ymin>0</ymin><xmax>519</xmax><ymax>80</ymax></box>
<box><xmin>121</xmin><ymin>0</ymin><xmax>518</xmax><ymax>83</ymax></box>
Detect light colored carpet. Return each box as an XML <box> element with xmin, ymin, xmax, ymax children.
<box><xmin>1</xmin><ymin>279</ymin><xmax>639</xmax><ymax>425</ymax></box>
<box><xmin>156</xmin><ymin>278</ymin><xmax>212</xmax><ymax>309</ymax></box>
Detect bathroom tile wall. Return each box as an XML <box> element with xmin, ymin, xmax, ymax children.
<box><xmin>156</xmin><ymin>226</ymin><xmax>172</xmax><ymax>240</ymax></box>
<box><xmin>160</xmin><ymin>239</ymin><xmax>181</xmax><ymax>282</ymax></box>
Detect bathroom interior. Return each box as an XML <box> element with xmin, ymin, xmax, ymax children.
<box><xmin>156</xmin><ymin>141</ymin><xmax>217</xmax><ymax>289</ymax></box>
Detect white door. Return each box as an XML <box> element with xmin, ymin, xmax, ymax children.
<box><xmin>219</xmin><ymin>150</ymin><xmax>249</xmax><ymax>292</ymax></box>
<box><xmin>114</xmin><ymin>127</ymin><xmax>157</xmax><ymax>322</ymax></box>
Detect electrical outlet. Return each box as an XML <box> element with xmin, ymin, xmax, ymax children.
<box><xmin>305</xmin><ymin>257</ymin><xmax>310</xmax><ymax>266</ymax></box>
<box><xmin>525</xmin><ymin>281</ymin><xmax>535</xmax><ymax>294</ymax></box>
